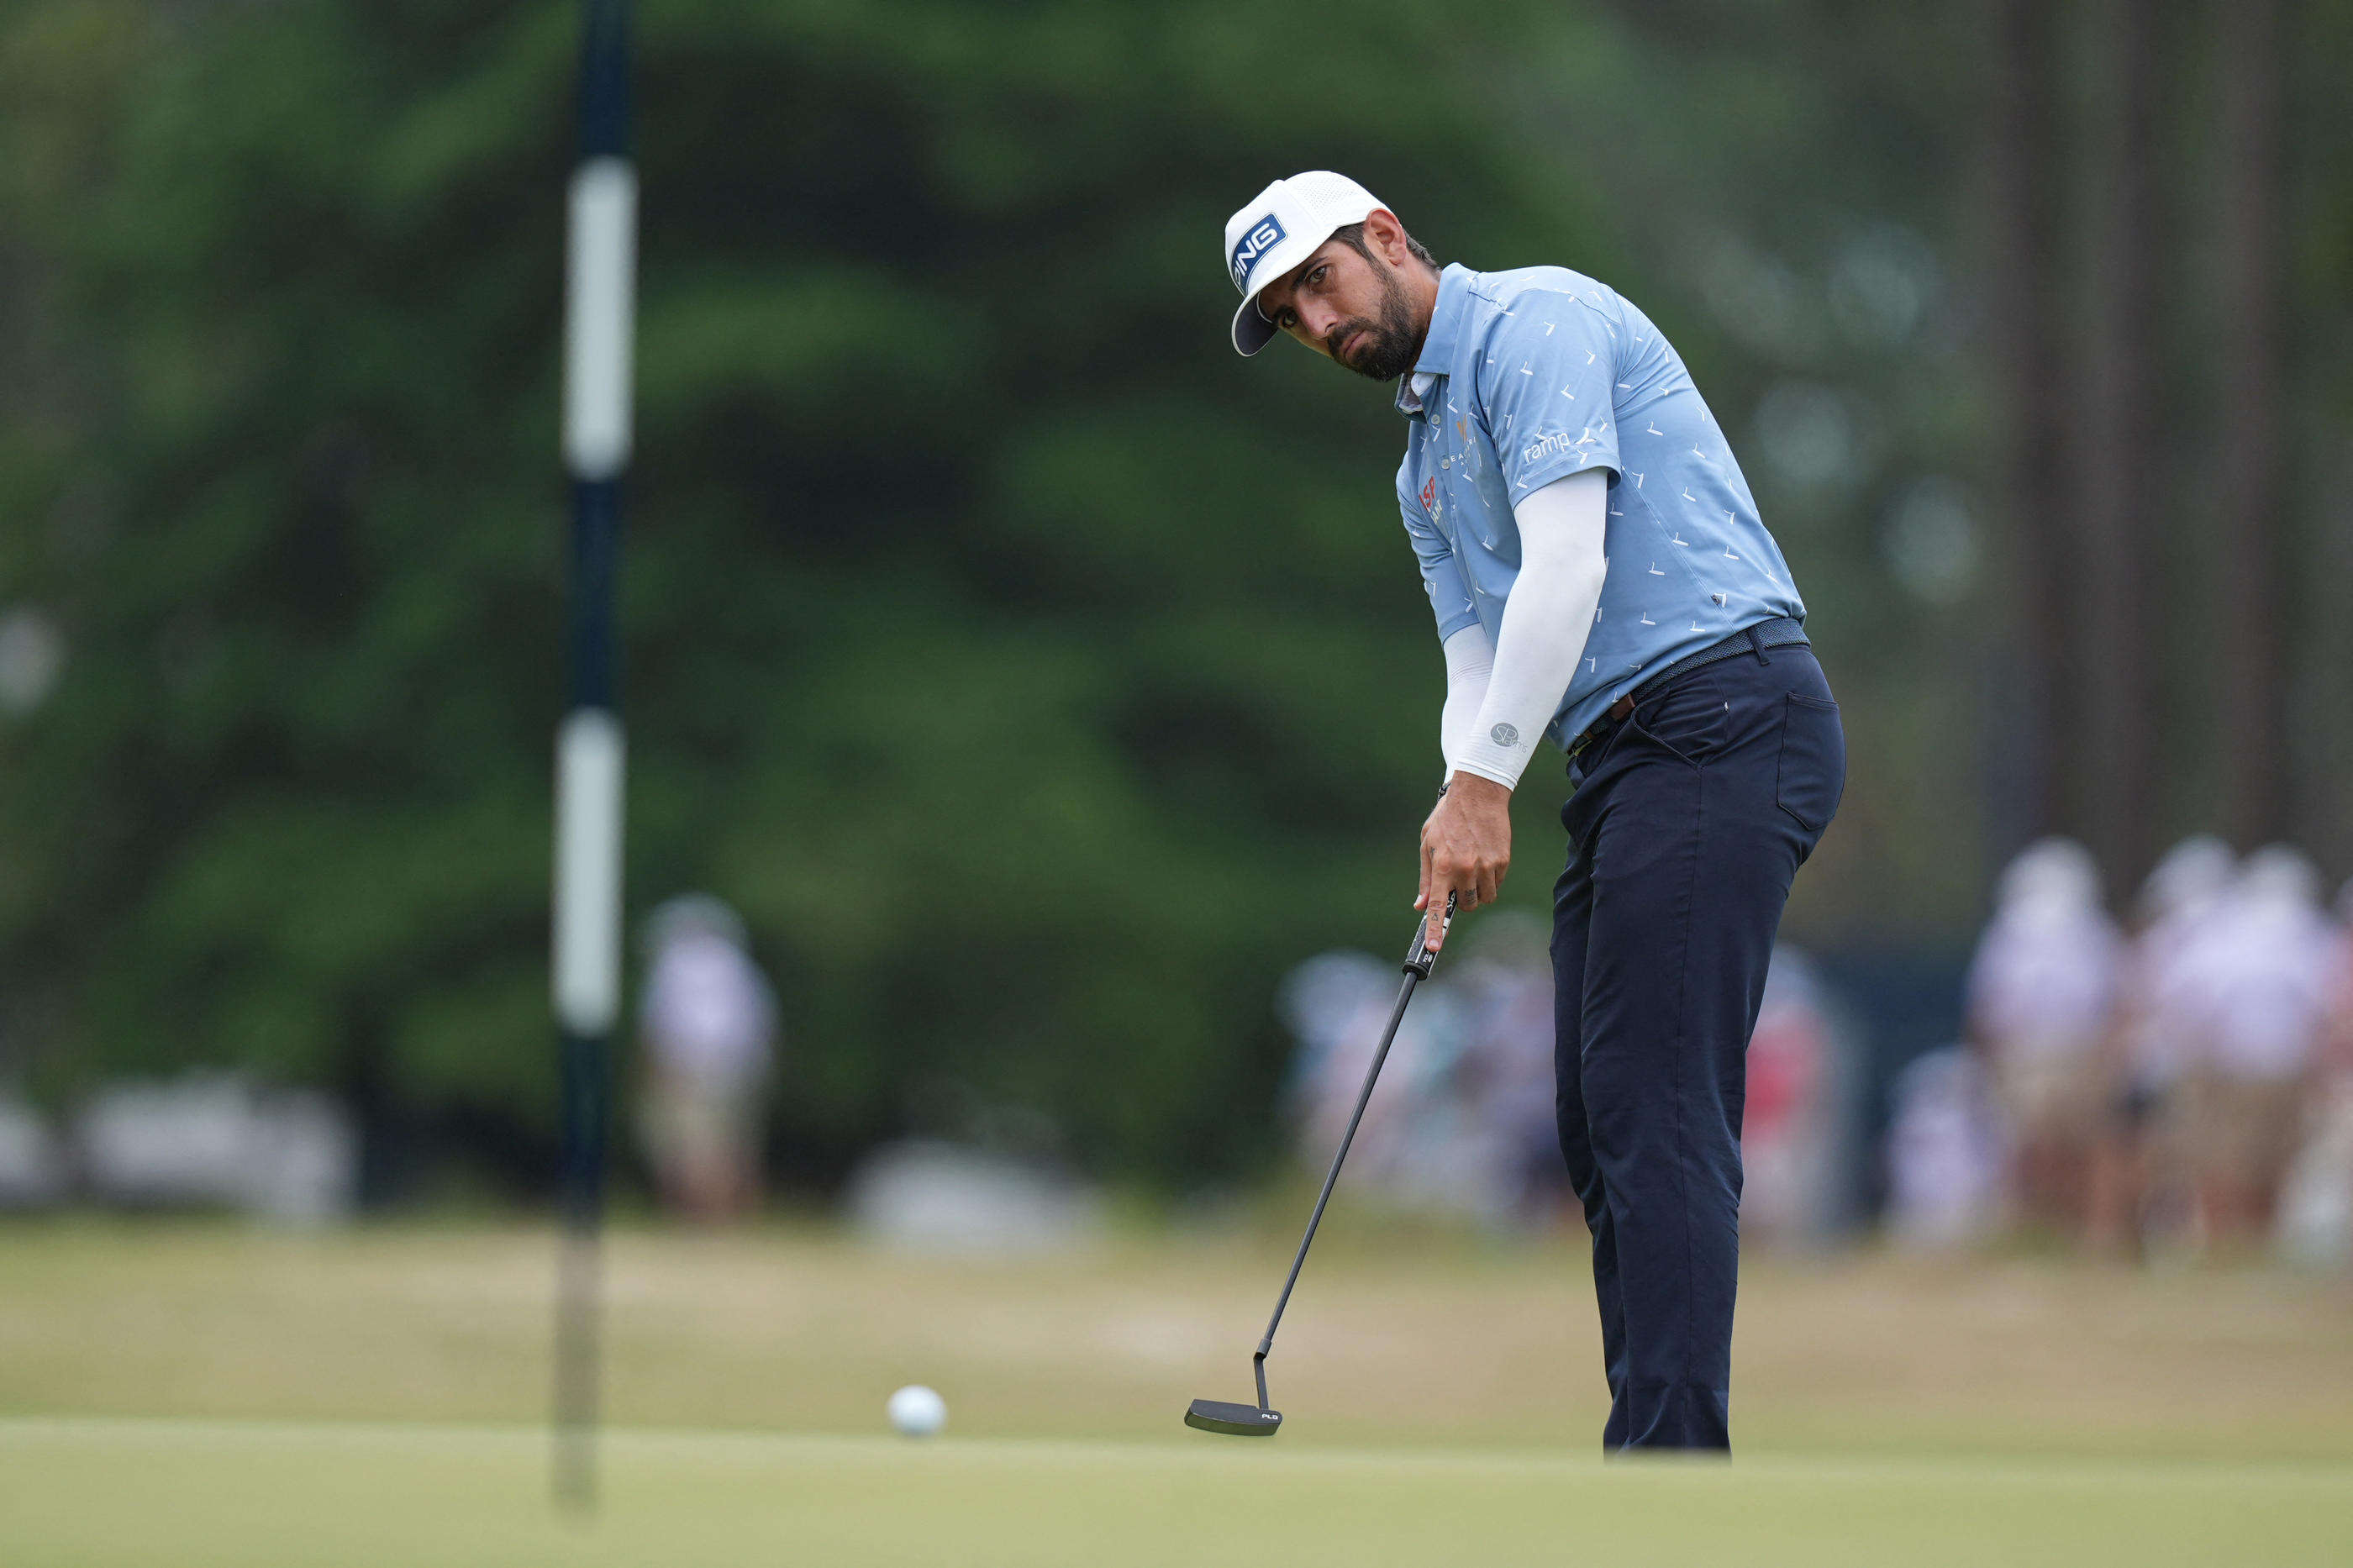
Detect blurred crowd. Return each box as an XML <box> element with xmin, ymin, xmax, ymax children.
<box><xmin>1896</xmin><ymin>837</ymin><xmax>2353</xmax><ymax>1264</ymax></box>
<box><xmin>1277</xmin><ymin>913</ymin><xmax>1558</xmax><ymax>1230</ymax></box>
<box><xmin>13</xmin><ymin>845</ymin><xmax>2350</xmax><ymax>1271</ymax></box>
<box><xmin>1276</xmin><ymin>915</ymin><xmax>1849</xmax><ymax>1244</ymax></box>
<box><xmin>0</xmin><ymin>1075</ymin><xmax>355</xmax><ymax>1223</ymax></box>
<box><xmin>0</xmin><ymin>890</ymin><xmax>782</xmax><ymax>1225</ymax></box>
<box><xmin>1279</xmin><ymin>839</ymin><xmax>2353</xmax><ymax>1271</ymax></box>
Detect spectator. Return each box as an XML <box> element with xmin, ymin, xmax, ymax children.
<box><xmin>1743</xmin><ymin>946</ymin><xmax>1841</xmax><ymax>1244</ymax></box>
<box><xmin>1964</xmin><ymin>839</ymin><xmax>2124</xmax><ymax>1238</ymax></box>
<box><xmin>2172</xmin><ymin>847</ymin><xmax>2339</xmax><ymax>1249</ymax></box>
<box><xmin>1886</xmin><ymin>1046</ymin><xmax>2006</xmax><ymax>1250</ymax></box>
<box><xmin>1450</xmin><ymin>913</ymin><xmax>1566</xmax><ymax>1226</ymax></box>
<box><xmin>2097</xmin><ymin>835</ymin><xmax>2235</xmax><ymax>1255</ymax></box>
<box><xmin>2274</xmin><ymin>879</ymin><xmax>2353</xmax><ymax>1269</ymax></box>
<box><xmin>2317</xmin><ymin>878</ymin><xmax>2353</xmax><ymax>1088</ymax></box>
<box><xmin>1275</xmin><ymin>921</ymin><xmax>1541</xmax><ymax>1228</ymax></box>
<box><xmin>635</xmin><ymin>895</ymin><xmax>777</xmax><ymax>1222</ymax></box>
<box><xmin>1278</xmin><ymin>950</ymin><xmax>1462</xmax><ymax>1203</ymax></box>
<box><xmin>1274</xmin><ymin>924</ymin><xmax>1839</xmax><ymax>1237</ymax></box>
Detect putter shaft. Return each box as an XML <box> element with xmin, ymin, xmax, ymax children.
<box><xmin>1250</xmin><ymin>895</ymin><xmax>1453</xmax><ymax>1408</ymax></box>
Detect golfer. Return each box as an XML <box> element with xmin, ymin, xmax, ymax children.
<box><xmin>1225</xmin><ymin>172</ymin><xmax>1846</xmax><ymax>1452</ymax></box>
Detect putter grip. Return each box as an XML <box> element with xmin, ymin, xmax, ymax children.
<box><xmin>1402</xmin><ymin>892</ymin><xmax>1457</xmax><ymax>978</ymax></box>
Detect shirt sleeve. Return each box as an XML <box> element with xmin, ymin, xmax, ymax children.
<box><xmin>1438</xmin><ymin>622</ymin><xmax>1495</xmax><ymax>779</ymax></box>
<box><xmin>1399</xmin><ymin>481</ymin><xmax>1480</xmax><ymax>642</ymax></box>
<box><xmin>1448</xmin><ymin>470</ymin><xmax>1609</xmax><ymax>789</ymax></box>
<box><xmin>1473</xmin><ymin>292</ymin><xmax>1625</xmax><ymax>499</ymax></box>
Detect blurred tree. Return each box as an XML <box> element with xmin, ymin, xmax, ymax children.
<box><xmin>1990</xmin><ymin>0</ymin><xmax>2073</xmax><ymax>855</ymax></box>
<box><xmin>2218</xmin><ymin>0</ymin><xmax>2285</xmax><ymax>848</ymax></box>
<box><xmin>0</xmin><ymin>0</ymin><xmax>1640</xmax><ymax>1191</ymax></box>
<box><xmin>0</xmin><ymin>0</ymin><xmax>2335</xmax><ymax>1195</ymax></box>
<box><xmin>2078</xmin><ymin>0</ymin><xmax>2163</xmax><ymax>890</ymax></box>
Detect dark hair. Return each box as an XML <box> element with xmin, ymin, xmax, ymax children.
<box><xmin>1330</xmin><ymin>219</ymin><xmax>1439</xmax><ymax>273</ymax></box>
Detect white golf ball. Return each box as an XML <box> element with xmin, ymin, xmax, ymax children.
<box><xmin>887</xmin><ymin>1383</ymin><xmax>947</xmax><ymax>1438</ymax></box>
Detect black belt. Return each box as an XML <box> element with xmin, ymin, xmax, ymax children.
<box><xmin>1565</xmin><ymin>616</ymin><xmax>1809</xmax><ymax>763</ymax></box>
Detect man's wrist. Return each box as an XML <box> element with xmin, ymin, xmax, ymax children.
<box><xmin>1445</xmin><ymin>768</ymin><xmax>1513</xmax><ymax>802</ymax></box>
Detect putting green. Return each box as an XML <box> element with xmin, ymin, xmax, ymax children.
<box><xmin>7</xmin><ymin>1222</ymin><xmax>2351</xmax><ymax>1462</ymax></box>
<box><xmin>3</xmin><ymin>1418</ymin><xmax>2347</xmax><ymax>1568</ymax></box>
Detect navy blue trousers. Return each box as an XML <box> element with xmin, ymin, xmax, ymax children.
<box><xmin>1552</xmin><ymin>633</ymin><xmax>1845</xmax><ymax>1453</ymax></box>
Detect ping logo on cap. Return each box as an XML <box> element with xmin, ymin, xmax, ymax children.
<box><xmin>1229</xmin><ymin>213</ymin><xmax>1287</xmax><ymax>292</ymax></box>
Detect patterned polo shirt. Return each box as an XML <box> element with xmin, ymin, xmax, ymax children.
<box><xmin>1396</xmin><ymin>263</ymin><xmax>1805</xmax><ymax>747</ymax></box>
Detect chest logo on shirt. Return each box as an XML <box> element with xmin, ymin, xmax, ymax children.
<box><xmin>1419</xmin><ymin>476</ymin><xmax>1438</xmax><ymax>515</ymax></box>
<box><xmin>1229</xmin><ymin>213</ymin><xmax>1287</xmax><ymax>292</ymax></box>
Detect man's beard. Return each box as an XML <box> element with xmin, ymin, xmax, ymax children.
<box><xmin>1325</xmin><ymin>263</ymin><xmax>1420</xmax><ymax>382</ymax></box>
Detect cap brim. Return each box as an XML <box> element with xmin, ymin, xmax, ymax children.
<box><xmin>1231</xmin><ymin>294</ymin><xmax>1278</xmax><ymax>356</ymax></box>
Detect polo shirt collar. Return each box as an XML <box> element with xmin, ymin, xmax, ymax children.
<box><xmin>1395</xmin><ymin>264</ymin><xmax>1476</xmax><ymax>419</ymax></box>
<box><xmin>1416</xmin><ymin>264</ymin><xmax>1475</xmax><ymax>373</ymax></box>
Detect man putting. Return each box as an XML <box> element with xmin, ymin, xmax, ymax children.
<box><xmin>1226</xmin><ymin>172</ymin><xmax>1846</xmax><ymax>1452</ymax></box>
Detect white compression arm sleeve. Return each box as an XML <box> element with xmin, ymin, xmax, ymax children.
<box><xmin>1439</xmin><ymin>622</ymin><xmax>1495</xmax><ymax>777</ymax></box>
<box><xmin>1447</xmin><ymin>468</ymin><xmax>1610</xmax><ymax>789</ymax></box>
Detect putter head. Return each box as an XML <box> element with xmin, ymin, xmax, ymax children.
<box><xmin>1184</xmin><ymin>1398</ymin><xmax>1282</xmax><ymax>1437</ymax></box>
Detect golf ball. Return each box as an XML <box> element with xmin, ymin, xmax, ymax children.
<box><xmin>887</xmin><ymin>1383</ymin><xmax>947</xmax><ymax>1438</ymax></box>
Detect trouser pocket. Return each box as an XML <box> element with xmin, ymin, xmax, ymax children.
<box><xmin>1629</xmin><ymin>664</ymin><xmax>1732</xmax><ymax>766</ymax></box>
<box><xmin>1775</xmin><ymin>692</ymin><xmax>1845</xmax><ymax>841</ymax></box>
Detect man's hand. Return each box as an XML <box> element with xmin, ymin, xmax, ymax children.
<box><xmin>1417</xmin><ymin>772</ymin><xmax>1512</xmax><ymax>951</ymax></box>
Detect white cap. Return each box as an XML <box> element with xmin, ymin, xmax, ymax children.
<box><xmin>2138</xmin><ymin>834</ymin><xmax>2234</xmax><ymax>922</ymax></box>
<box><xmin>1995</xmin><ymin>836</ymin><xmax>2103</xmax><ymax>912</ymax></box>
<box><xmin>1223</xmin><ymin>171</ymin><xmax>1387</xmax><ymax>356</ymax></box>
<box><xmin>2240</xmin><ymin>843</ymin><xmax>2320</xmax><ymax>908</ymax></box>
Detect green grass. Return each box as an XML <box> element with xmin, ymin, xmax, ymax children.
<box><xmin>4</xmin><ymin>1418</ymin><xmax>2348</xmax><ymax>1567</ymax></box>
<box><xmin>1</xmin><ymin>1218</ymin><xmax>2350</xmax><ymax>1565</ymax></box>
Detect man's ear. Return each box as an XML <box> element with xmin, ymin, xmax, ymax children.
<box><xmin>1362</xmin><ymin>208</ymin><xmax>1411</xmax><ymax>267</ymax></box>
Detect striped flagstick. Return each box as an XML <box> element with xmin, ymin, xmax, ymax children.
<box><xmin>552</xmin><ymin>0</ymin><xmax>632</xmax><ymax>1512</ymax></box>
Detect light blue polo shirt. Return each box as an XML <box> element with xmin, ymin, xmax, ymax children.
<box><xmin>1396</xmin><ymin>263</ymin><xmax>1806</xmax><ymax>749</ymax></box>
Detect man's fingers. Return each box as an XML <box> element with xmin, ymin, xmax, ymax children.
<box><xmin>1428</xmin><ymin>862</ymin><xmax>1464</xmax><ymax>946</ymax></box>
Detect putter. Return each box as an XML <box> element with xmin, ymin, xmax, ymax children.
<box><xmin>1184</xmin><ymin>891</ymin><xmax>1456</xmax><ymax>1437</ymax></box>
